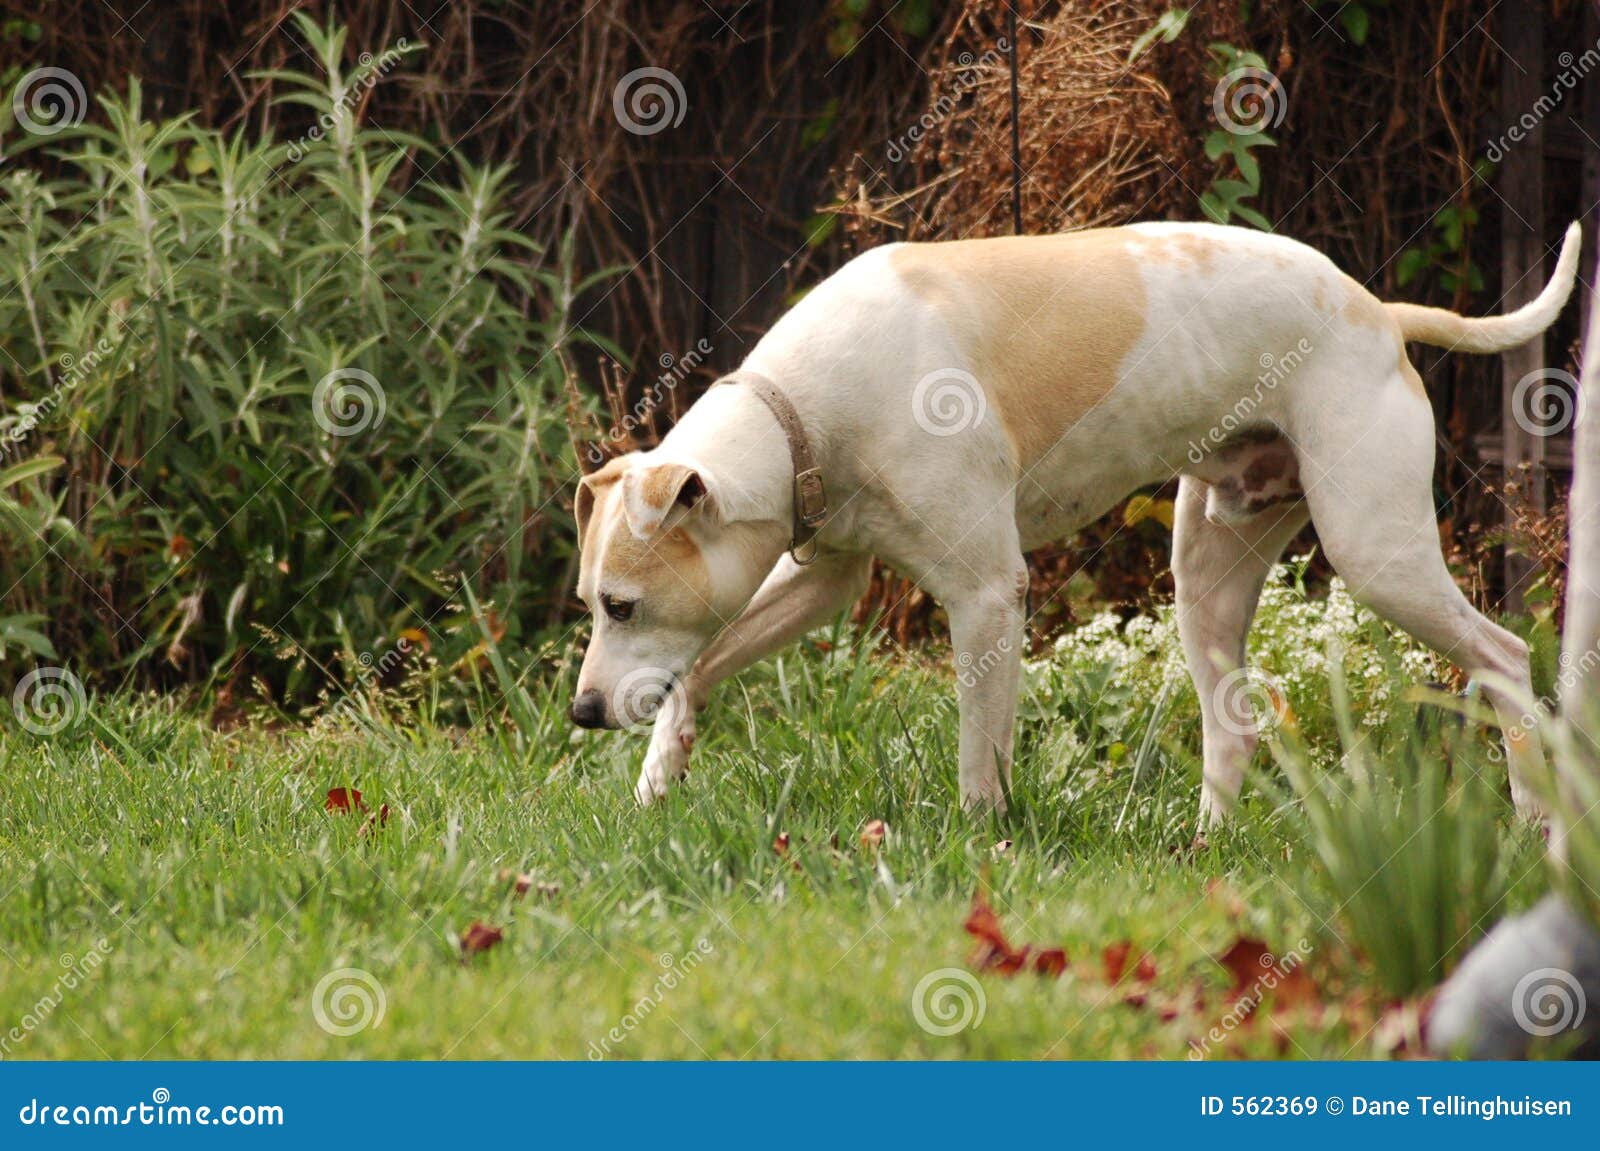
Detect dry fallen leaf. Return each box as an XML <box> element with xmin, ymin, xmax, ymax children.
<box><xmin>460</xmin><ymin>921</ymin><xmax>505</xmax><ymax>957</ymax></box>
<box><xmin>325</xmin><ymin>787</ymin><xmax>364</xmax><ymax>814</ymax></box>
<box><xmin>1217</xmin><ymin>935</ymin><xmax>1320</xmax><ymax>1011</ymax></box>
<box><xmin>964</xmin><ymin>891</ymin><xmax>1066</xmax><ymax>979</ymax></box>
<box><xmin>1033</xmin><ymin>947</ymin><xmax>1068</xmax><ymax>977</ymax></box>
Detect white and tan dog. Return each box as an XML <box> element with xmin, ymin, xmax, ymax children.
<box><xmin>571</xmin><ymin>221</ymin><xmax>1581</xmax><ymax>824</ymax></box>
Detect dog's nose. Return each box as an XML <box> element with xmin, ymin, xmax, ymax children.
<box><xmin>570</xmin><ymin>689</ymin><xmax>609</xmax><ymax>729</ymax></box>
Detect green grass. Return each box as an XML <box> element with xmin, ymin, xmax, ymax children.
<box><xmin>0</xmin><ymin>620</ymin><xmax>1553</xmax><ymax>1059</ymax></box>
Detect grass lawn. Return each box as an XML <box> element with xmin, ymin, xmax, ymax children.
<box><xmin>0</xmin><ymin>618</ymin><xmax>1550</xmax><ymax>1059</ymax></box>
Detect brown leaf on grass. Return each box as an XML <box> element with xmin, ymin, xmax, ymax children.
<box><xmin>1217</xmin><ymin>936</ymin><xmax>1320</xmax><ymax>1011</ymax></box>
<box><xmin>499</xmin><ymin>868</ymin><xmax>533</xmax><ymax>895</ymax></box>
<box><xmin>1033</xmin><ymin>947</ymin><xmax>1068</xmax><ymax>977</ymax></box>
<box><xmin>497</xmin><ymin>870</ymin><xmax>559</xmax><ymax>900</ymax></box>
<box><xmin>1101</xmin><ymin>941</ymin><xmax>1156</xmax><ymax>983</ymax></box>
<box><xmin>460</xmin><ymin>921</ymin><xmax>504</xmax><ymax>957</ymax></box>
<box><xmin>325</xmin><ymin>787</ymin><xmax>364</xmax><ymax>813</ymax></box>
<box><xmin>964</xmin><ymin>892</ymin><xmax>1065</xmax><ymax>978</ymax></box>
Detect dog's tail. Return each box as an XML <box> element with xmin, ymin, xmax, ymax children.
<box><xmin>1384</xmin><ymin>220</ymin><xmax>1582</xmax><ymax>353</ymax></box>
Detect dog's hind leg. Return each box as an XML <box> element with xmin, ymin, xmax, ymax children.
<box><xmin>635</xmin><ymin>550</ymin><xmax>871</xmax><ymax>803</ymax></box>
<box><xmin>1174</xmin><ymin>475</ymin><xmax>1310</xmax><ymax>826</ymax></box>
<box><xmin>1297</xmin><ymin>371</ymin><xmax>1543</xmax><ymax>816</ymax></box>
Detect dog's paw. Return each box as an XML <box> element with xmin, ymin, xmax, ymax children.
<box><xmin>634</xmin><ymin>711</ymin><xmax>693</xmax><ymax>805</ymax></box>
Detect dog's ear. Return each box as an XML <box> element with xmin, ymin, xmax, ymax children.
<box><xmin>621</xmin><ymin>461</ymin><xmax>713</xmax><ymax>539</ymax></box>
<box><xmin>574</xmin><ymin>452</ymin><xmax>635</xmax><ymax>549</ymax></box>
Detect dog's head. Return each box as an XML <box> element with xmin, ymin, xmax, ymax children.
<box><xmin>569</xmin><ymin>451</ymin><xmax>776</xmax><ymax>730</ymax></box>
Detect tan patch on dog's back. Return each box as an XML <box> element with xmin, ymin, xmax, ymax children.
<box><xmin>889</xmin><ymin>231</ymin><xmax>1148</xmax><ymax>470</ymax></box>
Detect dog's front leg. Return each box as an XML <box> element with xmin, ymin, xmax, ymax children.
<box><xmin>636</xmin><ymin>686</ymin><xmax>696</xmax><ymax>804</ymax></box>
<box><xmin>945</xmin><ymin>572</ymin><xmax>1027</xmax><ymax>812</ymax></box>
<box><xmin>635</xmin><ymin>551</ymin><xmax>872</xmax><ymax>804</ymax></box>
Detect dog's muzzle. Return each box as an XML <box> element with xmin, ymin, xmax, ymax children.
<box><xmin>569</xmin><ymin>689</ymin><xmax>610</xmax><ymax>729</ymax></box>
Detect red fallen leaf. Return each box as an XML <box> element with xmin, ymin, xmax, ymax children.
<box><xmin>1102</xmin><ymin>940</ymin><xmax>1158</xmax><ymax>987</ymax></box>
<box><xmin>859</xmin><ymin>819</ymin><xmax>888</xmax><ymax>849</ymax></box>
<box><xmin>1102</xmin><ymin>940</ymin><xmax>1130</xmax><ymax>983</ymax></box>
<box><xmin>964</xmin><ymin>892</ymin><xmax>1063</xmax><ymax>979</ymax></box>
<box><xmin>459</xmin><ymin>921</ymin><xmax>504</xmax><ymax>956</ymax></box>
<box><xmin>1033</xmin><ymin>947</ymin><xmax>1068</xmax><ymax>977</ymax></box>
<box><xmin>964</xmin><ymin>892</ymin><xmax>1014</xmax><ymax>955</ymax></box>
<box><xmin>499</xmin><ymin>868</ymin><xmax>533</xmax><ymax>895</ymax></box>
<box><xmin>1217</xmin><ymin>935</ymin><xmax>1320</xmax><ymax>1011</ymax></box>
<box><xmin>325</xmin><ymin>787</ymin><xmax>364</xmax><ymax>813</ymax></box>
<box><xmin>497</xmin><ymin>869</ymin><xmax>559</xmax><ymax>899</ymax></box>
<box><xmin>773</xmin><ymin>832</ymin><xmax>791</xmax><ymax>856</ymax></box>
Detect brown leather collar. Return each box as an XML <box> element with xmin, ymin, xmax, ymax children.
<box><xmin>714</xmin><ymin>371</ymin><xmax>827</xmax><ymax>565</ymax></box>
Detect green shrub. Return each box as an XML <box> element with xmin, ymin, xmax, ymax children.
<box><xmin>0</xmin><ymin>15</ymin><xmax>611</xmax><ymax>701</ymax></box>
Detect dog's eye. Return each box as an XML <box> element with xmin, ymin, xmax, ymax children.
<box><xmin>601</xmin><ymin>594</ymin><xmax>635</xmax><ymax>622</ymax></box>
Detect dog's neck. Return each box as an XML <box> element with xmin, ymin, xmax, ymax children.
<box><xmin>656</xmin><ymin>377</ymin><xmax>829</xmax><ymax>542</ymax></box>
